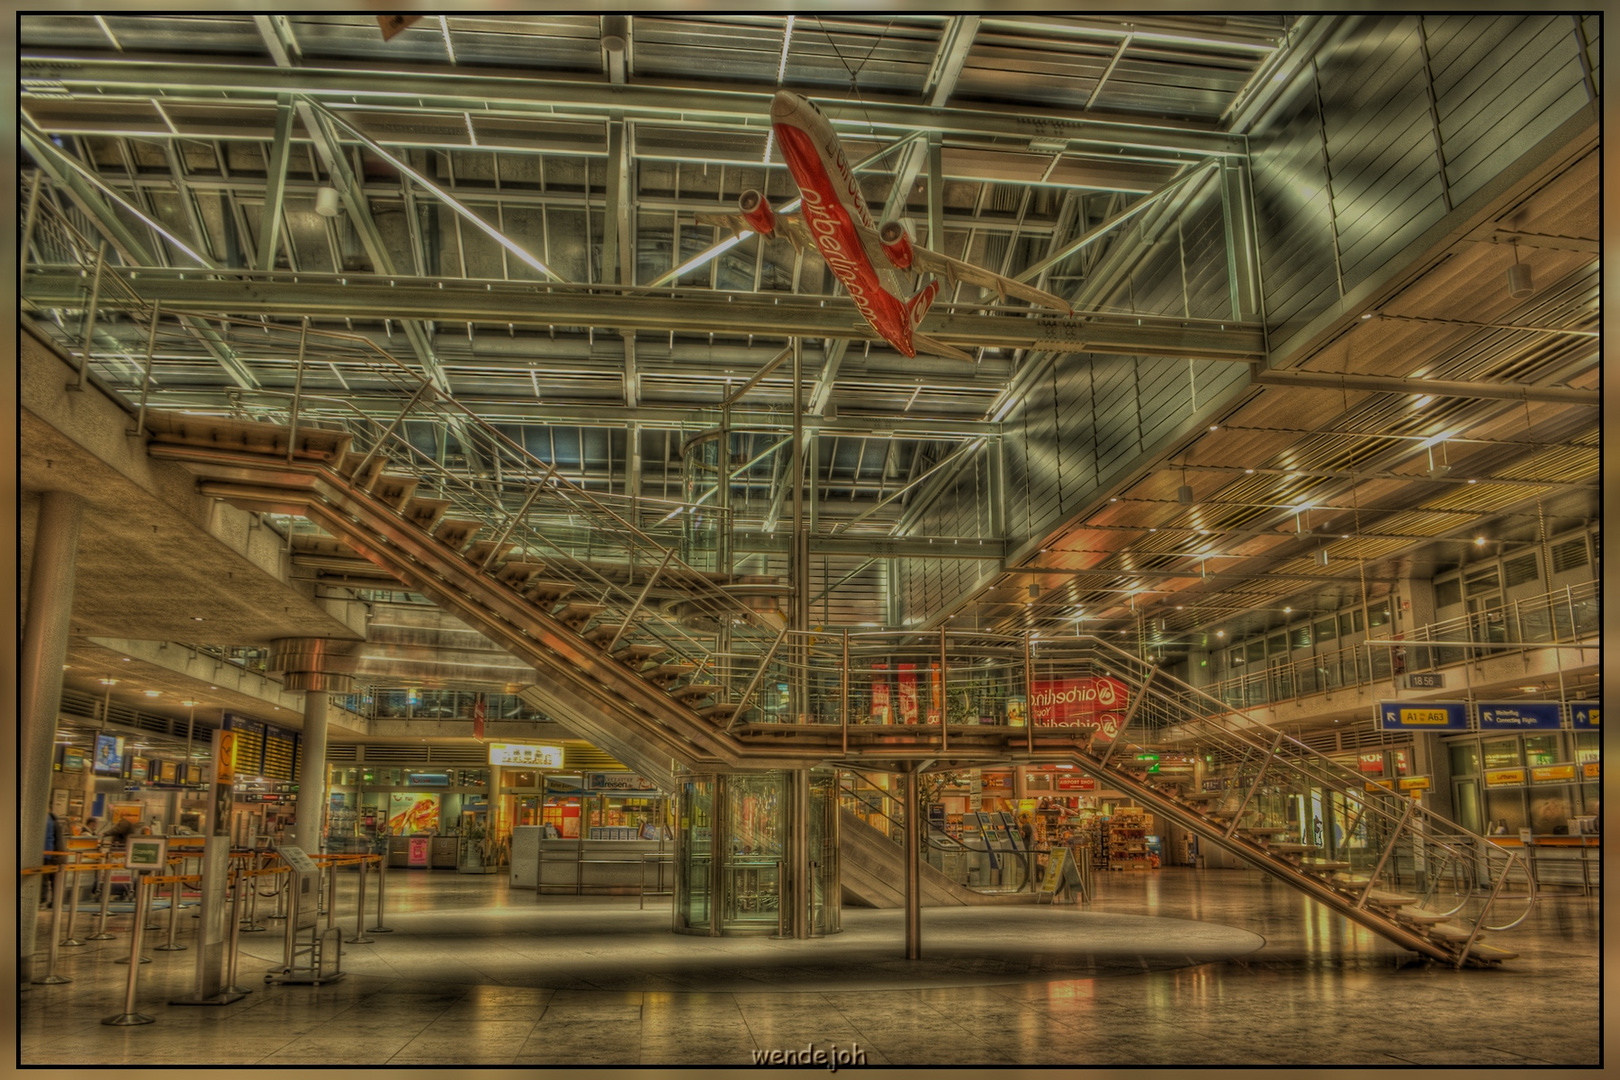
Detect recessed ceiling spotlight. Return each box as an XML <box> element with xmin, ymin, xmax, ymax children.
<box><xmin>1244</xmin><ymin>468</ymin><xmax>1255</xmax><ymax>474</ymax></box>
<box><xmin>1215</xmin><ymin>630</ymin><xmax>1226</xmax><ymax>638</ymax></box>
<box><xmin>143</xmin><ymin>690</ymin><xmax>162</xmax><ymax>697</ymax></box>
<box><xmin>1467</xmin><ymin>479</ymin><xmax>1478</xmax><ymax>484</ymax></box>
<box><xmin>1475</xmin><ymin>536</ymin><xmax>1486</xmax><ymax>546</ymax></box>
<box><xmin>121</xmin><ymin>657</ymin><xmax>132</xmax><ymax>662</ymax></box>
<box><xmin>191</xmin><ymin>616</ymin><xmax>205</xmax><ymax>621</ymax></box>
<box><xmin>1209</xmin><ymin>424</ymin><xmax>1219</xmax><ymax>431</ymax></box>
<box><xmin>99</xmin><ymin>678</ymin><xmax>118</xmax><ymax>686</ymax></box>
<box><xmin>1284</xmin><ymin>606</ymin><xmax>1292</xmax><ymax>613</ymax></box>
<box><xmin>182</xmin><ymin>700</ymin><xmax>199</xmax><ymax>707</ymax></box>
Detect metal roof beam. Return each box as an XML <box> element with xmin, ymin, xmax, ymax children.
<box><xmin>22</xmin><ymin>271</ymin><xmax>1266</xmax><ymax>360</ymax></box>
<box><xmin>21</xmin><ymin>54</ymin><xmax>1246</xmax><ymax>159</ymax></box>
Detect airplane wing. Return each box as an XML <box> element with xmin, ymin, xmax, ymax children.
<box><xmin>855</xmin><ymin>224</ymin><xmax>1073</xmax><ymax>314</ymax></box>
<box><xmin>695</xmin><ymin>211</ymin><xmax>817</xmax><ymax>253</ymax></box>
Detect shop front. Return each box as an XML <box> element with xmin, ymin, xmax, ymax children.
<box><xmin>325</xmin><ymin>764</ymin><xmax>491</xmax><ymax>868</ymax></box>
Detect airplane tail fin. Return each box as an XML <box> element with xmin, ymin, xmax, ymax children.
<box><xmin>905</xmin><ymin>280</ymin><xmax>940</xmax><ymax>330</ymax></box>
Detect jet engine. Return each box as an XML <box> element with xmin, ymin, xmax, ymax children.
<box><xmin>738</xmin><ymin>190</ymin><xmax>777</xmax><ymax>236</ymax></box>
<box><xmin>878</xmin><ymin>218</ymin><xmax>915</xmax><ymax>269</ymax></box>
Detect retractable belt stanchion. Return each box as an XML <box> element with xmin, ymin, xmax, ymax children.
<box><xmin>31</xmin><ymin>866</ymin><xmax>71</xmax><ymax>985</ymax></box>
<box><xmin>103</xmin><ymin>876</ymin><xmax>156</xmax><ymax>1026</ymax></box>
<box><xmin>155</xmin><ymin>869</ymin><xmax>188</xmax><ymax>952</ymax></box>
<box><xmin>345</xmin><ymin>856</ymin><xmax>374</xmax><ymax>944</ymax></box>
<box><xmin>240</xmin><ymin>852</ymin><xmax>268</xmax><ymax>932</ymax></box>
<box><xmin>368</xmin><ymin>853</ymin><xmax>393</xmax><ymax>934</ymax></box>
<box><xmin>225</xmin><ymin>868</ymin><xmax>252</xmax><ymax>996</ymax></box>
<box><xmin>88</xmin><ymin>864</ymin><xmax>116</xmax><ymax>941</ymax></box>
<box><xmin>59</xmin><ymin>853</ymin><xmax>88</xmax><ymax>948</ymax></box>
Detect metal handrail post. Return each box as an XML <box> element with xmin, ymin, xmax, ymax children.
<box><xmin>130</xmin><ymin>299</ymin><xmax>164</xmax><ymax>437</ymax></box>
<box><xmin>607</xmin><ymin>548</ymin><xmax>677</xmax><ymax>652</ymax></box>
<box><xmin>325</xmin><ymin>860</ymin><xmax>338</xmax><ymax>930</ymax></box>
<box><xmin>88</xmin><ymin>865</ymin><xmax>115</xmax><ymax>940</ymax></box>
<box><xmin>70</xmin><ymin>240</ymin><xmax>108</xmax><ymax>391</ymax></box>
<box><xmin>346</xmin><ymin>857</ymin><xmax>374</xmax><ymax>944</ymax></box>
<box><xmin>939</xmin><ymin>628</ymin><xmax>949</xmax><ymax>753</ymax></box>
<box><xmin>33</xmin><ymin>866</ymin><xmax>71</xmax><ymax>984</ymax></box>
<box><xmin>368</xmin><ymin>853</ymin><xmax>393</xmax><ymax>933</ymax></box>
<box><xmin>480</xmin><ymin>480</ymin><xmax>547</xmax><ymax>570</ymax></box>
<box><xmin>285</xmin><ymin>318</ymin><xmax>310</xmax><ymax>461</ymax></box>
<box><xmin>349</xmin><ymin>378</ymin><xmax>435</xmax><ymax>482</ymax></box>
<box><xmin>1220</xmin><ymin>729</ymin><xmax>1283</xmax><ymax>838</ymax></box>
<box><xmin>103</xmin><ymin>877</ymin><xmax>156</xmax><ymax>1026</ymax></box>
<box><xmin>1024</xmin><ymin>633</ymin><xmax>1035</xmax><ymax>754</ymax></box>
<box><xmin>726</xmin><ymin>626</ymin><xmax>788</xmax><ymax>731</ymax></box>
<box><xmin>841</xmin><ymin>630</ymin><xmax>850</xmax><ymax>755</ymax></box>
<box><xmin>1355</xmin><ymin>797</ymin><xmax>1416</xmax><ymax>909</ymax></box>
<box><xmin>155</xmin><ymin>874</ymin><xmax>187</xmax><ymax>951</ymax></box>
<box><xmin>1096</xmin><ymin>666</ymin><xmax>1158</xmax><ymax>770</ymax></box>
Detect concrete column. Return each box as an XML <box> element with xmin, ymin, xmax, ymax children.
<box><xmin>294</xmin><ymin>690</ymin><xmax>331</xmax><ymax>853</ymax></box>
<box><xmin>19</xmin><ymin>490</ymin><xmax>86</xmax><ymax>983</ymax></box>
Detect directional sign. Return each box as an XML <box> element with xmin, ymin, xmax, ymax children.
<box><xmin>1478</xmin><ymin>701</ymin><xmax>1563</xmax><ymax>731</ymax></box>
<box><xmin>1571</xmin><ymin>702</ymin><xmax>1600</xmax><ymax>729</ymax></box>
<box><xmin>1378</xmin><ymin>701</ymin><xmax>1470</xmax><ymax>731</ymax></box>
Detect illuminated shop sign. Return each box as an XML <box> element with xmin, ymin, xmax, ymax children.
<box><xmin>487</xmin><ymin>742</ymin><xmax>564</xmax><ymax>768</ymax></box>
<box><xmin>585</xmin><ymin>772</ymin><xmax>660</xmax><ymax>792</ymax></box>
<box><xmin>1031</xmin><ymin>677</ymin><xmax>1129</xmax><ymax>738</ymax></box>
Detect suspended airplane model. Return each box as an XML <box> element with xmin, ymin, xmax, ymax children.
<box><xmin>699</xmin><ymin>91</ymin><xmax>1072</xmax><ymax>362</ymax></box>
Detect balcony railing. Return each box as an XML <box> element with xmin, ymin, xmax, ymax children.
<box><xmin>1204</xmin><ymin>580</ymin><xmax>1599</xmax><ymax>712</ymax></box>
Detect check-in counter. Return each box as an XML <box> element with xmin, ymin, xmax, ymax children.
<box><xmin>431</xmin><ymin>836</ymin><xmax>458</xmax><ymax>869</ymax></box>
<box><xmin>509</xmin><ymin>826</ymin><xmax>670</xmax><ymax>894</ymax></box>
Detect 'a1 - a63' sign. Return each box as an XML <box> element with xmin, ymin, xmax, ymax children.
<box><xmin>1031</xmin><ymin>677</ymin><xmax>1129</xmax><ymax>738</ymax></box>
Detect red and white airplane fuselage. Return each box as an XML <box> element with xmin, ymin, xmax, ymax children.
<box><xmin>770</xmin><ymin>91</ymin><xmax>931</xmax><ymax>358</ymax></box>
<box><xmin>700</xmin><ymin>92</ymin><xmax>1069</xmax><ymax>361</ymax></box>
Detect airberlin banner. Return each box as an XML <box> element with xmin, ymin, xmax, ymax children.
<box><xmin>1031</xmin><ymin>677</ymin><xmax>1129</xmax><ymax>739</ymax></box>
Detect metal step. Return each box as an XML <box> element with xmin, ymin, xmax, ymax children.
<box><xmin>697</xmin><ymin>702</ymin><xmax>741</xmax><ymax>722</ymax></box>
<box><xmin>433</xmin><ymin>518</ymin><xmax>482</xmax><ymax>551</ymax></box>
<box><xmin>668</xmin><ymin>683</ymin><xmax>722</xmax><ymax>703</ymax></box>
<box><xmin>553</xmin><ymin>602</ymin><xmax>605</xmax><ymax>630</ymax></box>
<box><xmin>494</xmin><ymin>560</ymin><xmax>546</xmax><ymax>588</ymax></box>
<box><xmin>370</xmin><ymin>473</ymin><xmax>420</xmax><ymax>511</ymax></box>
<box><xmin>143</xmin><ymin>411</ymin><xmax>353</xmax><ymax>463</ymax></box>
<box><xmin>339</xmin><ymin>451</ymin><xmax>389</xmax><ymax>489</ymax></box>
<box><xmin>526</xmin><ymin>579</ymin><xmax>576</xmax><ymax>606</ymax></box>
<box><xmin>402</xmin><ymin>497</ymin><xmax>451</xmax><ymax>532</ymax></box>
<box><xmin>464</xmin><ymin>539</ymin><xmax>517</xmax><ymax>568</ymax></box>
<box><xmin>616</xmin><ymin>643</ymin><xmax>670</xmax><ymax>663</ymax></box>
<box><xmin>641</xmin><ymin>663</ymin><xmax>697</xmax><ymax>688</ymax></box>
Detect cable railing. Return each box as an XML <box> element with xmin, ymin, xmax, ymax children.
<box><xmin>1206</xmin><ymin>580</ymin><xmax>1600</xmax><ymax>712</ymax></box>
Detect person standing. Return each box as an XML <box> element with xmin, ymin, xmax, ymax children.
<box><xmin>42</xmin><ymin>811</ymin><xmax>59</xmax><ymax>905</ymax></box>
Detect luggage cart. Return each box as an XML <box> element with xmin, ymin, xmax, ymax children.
<box><xmin>265</xmin><ymin>846</ymin><xmax>344</xmax><ymax>986</ymax></box>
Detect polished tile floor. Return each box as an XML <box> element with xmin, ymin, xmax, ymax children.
<box><xmin>18</xmin><ymin>865</ymin><xmax>1602</xmax><ymax>1068</ymax></box>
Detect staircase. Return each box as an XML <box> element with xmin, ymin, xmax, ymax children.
<box><xmin>142</xmin><ymin>409</ymin><xmax>800</xmax><ymax>773</ymax></box>
<box><xmin>1020</xmin><ymin>637</ymin><xmax>1536</xmax><ymax>968</ymax></box>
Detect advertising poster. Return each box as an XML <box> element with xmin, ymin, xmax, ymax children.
<box><xmin>389</xmin><ymin>792</ymin><xmax>440</xmax><ymax>834</ymax></box>
<box><xmin>871</xmin><ymin>663</ymin><xmax>892</xmax><ymax>723</ymax></box>
<box><xmin>93</xmin><ymin>733</ymin><xmax>126</xmax><ymax>775</ymax></box>
<box><xmin>1031</xmin><ymin>677</ymin><xmax>1129</xmax><ymax>738</ymax></box>
<box><xmin>929</xmin><ymin>663</ymin><xmax>943</xmax><ymax>723</ymax></box>
<box><xmin>898</xmin><ymin>664</ymin><xmax>919</xmax><ymax>724</ymax></box>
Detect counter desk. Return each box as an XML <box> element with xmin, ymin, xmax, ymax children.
<box><xmin>509</xmin><ymin>825</ymin><xmax>671</xmax><ymax>895</ymax></box>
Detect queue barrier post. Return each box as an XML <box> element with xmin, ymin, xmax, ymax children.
<box><xmin>345</xmin><ymin>856</ymin><xmax>374</xmax><ymax>944</ymax></box>
<box><xmin>225</xmin><ymin>867</ymin><xmax>254</xmax><ymax>996</ymax></box>
<box><xmin>32</xmin><ymin>865</ymin><xmax>71</xmax><ymax>985</ymax></box>
<box><xmin>368</xmin><ymin>853</ymin><xmax>393</xmax><ymax>934</ymax></box>
<box><xmin>241</xmin><ymin>853</ymin><xmax>268</xmax><ymax>932</ymax></box>
<box><xmin>103</xmin><ymin>875</ymin><xmax>156</xmax><ymax>1026</ymax></box>
<box><xmin>60</xmin><ymin>853</ymin><xmax>88</xmax><ymax>948</ymax></box>
<box><xmin>155</xmin><ymin>868</ymin><xmax>187</xmax><ymax>951</ymax></box>
<box><xmin>88</xmin><ymin>865</ymin><xmax>116</xmax><ymax>941</ymax></box>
